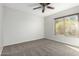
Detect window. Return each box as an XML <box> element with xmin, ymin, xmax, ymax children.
<box><xmin>55</xmin><ymin>14</ymin><xmax>79</xmax><ymax>37</ymax></box>
<box><xmin>56</xmin><ymin>18</ymin><xmax>64</xmax><ymax>35</ymax></box>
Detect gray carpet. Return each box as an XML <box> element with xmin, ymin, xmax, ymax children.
<box><xmin>1</xmin><ymin>38</ymin><xmax>79</xmax><ymax>56</ymax></box>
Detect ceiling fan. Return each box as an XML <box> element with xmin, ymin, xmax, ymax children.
<box><xmin>33</xmin><ymin>3</ymin><xmax>54</xmax><ymax>13</ymax></box>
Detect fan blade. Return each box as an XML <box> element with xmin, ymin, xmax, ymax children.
<box><xmin>47</xmin><ymin>6</ymin><xmax>54</xmax><ymax>9</ymax></box>
<box><xmin>42</xmin><ymin>7</ymin><xmax>45</xmax><ymax>13</ymax></box>
<box><xmin>42</xmin><ymin>9</ymin><xmax>44</xmax><ymax>13</ymax></box>
<box><xmin>33</xmin><ymin>6</ymin><xmax>41</xmax><ymax>10</ymax></box>
<box><xmin>46</xmin><ymin>3</ymin><xmax>50</xmax><ymax>5</ymax></box>
<box><xmin>40</xmin><ymin>3</ymin><xmax>44</xmax><ymax>6</ymax></box>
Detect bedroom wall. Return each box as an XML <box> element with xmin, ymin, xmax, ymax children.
<box><xmin>3</xmin><ymin>6</ymin><xmax>44</xmax><ymax>46</ymax></box>
<box><xmin>0</xmin><ymin>4</ymin><xmax>3</xmax><ymax>48</ymax></box>
<box><xmin>45</xmin><ymin>6</ymin><xmax>79</xmax><ymax>46</ymax></box>
<box><xmin>0</xmin><ymin>4</ymin><xmax>3</xmax><ymax>55</ymax></box>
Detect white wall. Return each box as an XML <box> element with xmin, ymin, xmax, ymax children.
<box><xmin>3</xmin><ymin>6</ymin><xmax>44</xmax><ymax>46</ymax></box>
<box><xmin>0</xmin><ymin>4</ymin><xmax>3</xmax><ymax>55</ymax></box>
<box><xmin>3</xmin><ymin>4</ymin><xmax>79</xmax><ymax>47</ymax></box>
<box><xmin>0</xmin><ymin>4</ymin><xmax>3</xmax><ymax>48</ymax></box>
<box><xmin>45</xmin><ymin>6</ymin><xmax>79</xmax><ymax>46</ymax></box>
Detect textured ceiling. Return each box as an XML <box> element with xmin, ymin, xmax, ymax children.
<box><xmin>3</xmin><ymin>3</ymin><xmax>79</xmax><ymax>17</ymax></box>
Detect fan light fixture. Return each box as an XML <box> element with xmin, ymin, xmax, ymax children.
<box><xmin>33</xmin><ymin>3</ymin><xmax>54</xmax><ymax>13</ymax></box>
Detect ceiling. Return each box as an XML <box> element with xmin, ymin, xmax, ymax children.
<box><xmin>3</xmin><ymin>3</ymin><xmax>79</xmax><ymax>17</ymax></box>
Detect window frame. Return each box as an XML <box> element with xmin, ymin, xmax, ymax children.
<box><xmin>54</xmin><ymin>13</ymin><xmax>79</xmax><ymax>37</ymax></box>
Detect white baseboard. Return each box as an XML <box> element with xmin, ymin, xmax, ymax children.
<box><xmin>3</xmin><ymin>37</ymin><xmax>44</xmax><ymax>46</ymax></box>
<box><xmin>0</xmin><ymin>47</ymin><xmax>3</xmax><ymax>56</ymax></box>
<box><xmin>46</xmin><ymin>35</ymin><xmax>79</xmax><ymax>47</ymax></box>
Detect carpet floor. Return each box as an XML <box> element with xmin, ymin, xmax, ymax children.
<box><xmin>1</xmin><ymin>38</ymin><xmax>79</xmax><ymax>56</ymax></box>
